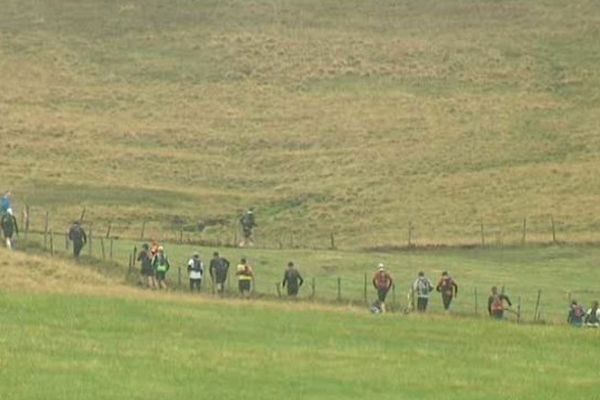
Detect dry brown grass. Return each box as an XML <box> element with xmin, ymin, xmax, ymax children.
<box><xmin>1</xmin><ymin>0</ymin><xmax>600</xmax><ymax>247</ymax></box>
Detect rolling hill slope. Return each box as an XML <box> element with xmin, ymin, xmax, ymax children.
<box><xmin>2</xmin><ymin>0</ymin><xmax>600</xmax><ymax>247</ymax></box>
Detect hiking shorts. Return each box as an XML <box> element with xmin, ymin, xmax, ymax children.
<box><xmin>239</xmin><ymin>280</ymin><xmax>251</xmax><ymax>293</ymax></box>
<box><xmin>156</xmin><ymin>271</ymin><xmax>167</xmax><ymax>281</ymax></box>
<box><xmin>377</xmin><ymin>288</ymin><xmax>389</xmax><ymax>303</ymax></box>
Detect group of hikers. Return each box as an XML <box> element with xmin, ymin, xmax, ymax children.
<box><xmin>132</xmin><ymin>242</ymin><xmax>305</xmax><ymax>298</ymax></box>
<box><xmin>2</xmin><ymin>192</ymin><xmax>599</xmax><ymax>327</ymax></box>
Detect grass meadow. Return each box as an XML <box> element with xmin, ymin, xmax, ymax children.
<box><xmin>1</xmin><ymin>248</ymin><xmax>600</xmax><ymax>400</ymax></box>
<box><xmin>1</xmin><ymin>0</ymin><xmax>600</xmax><ymax>246</ymax></box>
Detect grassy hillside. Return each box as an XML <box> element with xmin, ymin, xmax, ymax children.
<box><xmin>2</xmin><ymin>0</ymin><xmax>600</xmax><ymax>247</ymax></box>
<box><xmin>1</xmin><ymin>276</ymin><xmax>600</xmax><ymax>399</ymax></box>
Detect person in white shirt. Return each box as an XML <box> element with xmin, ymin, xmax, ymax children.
<box><xmin>585</xmin><ymin>300</ymin><xmax>600</xmax><ymax>328</ymax></box>
<box><xmin>187</xmin><ymin>253</ymin><xmax>204</xmax><ymax>293</ymax></box>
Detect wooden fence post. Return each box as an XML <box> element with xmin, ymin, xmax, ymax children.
<box><xmin>65</xmin><ymin>232</ymin><xmax>69</xmax><ymax>250</ymax></box>
<box><xmin>330</xmin><ymin>233</ymin><xmax>336</xmax><ymax>250</ymax></box>
<box><xmin>480</xmin><ymin>220</ymin><xmax>485</xmax><ymax>246</ymax></box>
<box><xmin>521</xmin><ymin>218</ymin><xmax>527</xmax><ymax>245</ymax></box>
<box><xmin>516</xmin><ymin>296</ymin><xmax>522</xmax><ymax>324</ymax></box>
<box><xmin>178</xmin><ymin>266</ymin><xmax>182</xmax><ymax>290</ymax></box>
<box><xmin>132</xmin><ymin>246</ymin><xmax>137</xmax><ymax>267</ymax></box>
<box><xmin>310</xmin><ymin>277</ymin><xmax>316</xmax><ymax>299</ymax></box>
<box><xmin>43</xmin><ymin>211</ymin><xmax>49</xmax><ymax>249</ymax></box>
<box><xmin>363</xmin><ymin>272</ymin><xmax>368</xmax><ymax>305</ymax></box>
<box><xmin>88</xmin><ymin>226</ymin><xmax>93</xmax><ymax>257</ymax></box>
<box><xmin>408</xmin><ymin>221</ymin><xmax>413</xmax><ymax>247</ymax></box>
<box><xmin>550</xmin><ymin>215</ymin><xmax>556</xmax><ymax>243</ymax></box>
<box><xmin>109</xmin><ymin>238</ymin><xmax>114</xmax><ymax>260</ymax></box>
<box><xmin>534</xmin><ymin>289</ymin><xmax>542</xmax><ymax>322</ymax></box>
<box><xmin>24</xmin><ymin>204</ymin><xmax>30</xmax><ymax>240</ymax></box>
<box><xmin>336</xmin><ymin>277</ymin><xmax>342</xmax><ymax>301</ymax></box>
<box><xmin>49</xmin><ymin>230</ymin><xmax>54</xmax><ymax>256</ymax></box>
<box><xmin>105</xmin><ymin>221</ymin><xmax>112</xmax><ymax>239</ymax></box>
<box><xmin>179</xmin><ymin>228</ymin><xmax>183</xmax><ymax>244</ymax></box>
<box><xmin>100</xmin><ymin>238</ymin><xmax>106</xmax><ymax>260</ymax></box>
<box><xmin>140</xmin><ymin>221</ymin><xmax>146</xmax><ymax>240</ymax></box>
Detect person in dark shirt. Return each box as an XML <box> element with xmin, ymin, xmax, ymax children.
<box><xmin>0</xmin><ymin>209</ymin><xmax>18</xmax><ymax>250</ymax></box>
<box><xmin>68</xmin><ymin>221</ymin><xmax>87</xmax><ymax>258</ymax></box>
<box><xmin>209</xmin><ymin>251</ymin><xmax>230</xmax><ymax>295</ymax></box>
<box><xmin>487</xmin><ymin>286</ymin><xmax>512</xmax><ymax>319</ymax></box>
<box><xmin>282</xmin><ymin>262</ymin><xmax>304</xmax><ymax>297</ymax></box>
<box><xmin>137</xmin><ymin>243</ymin><xmax>156</xmax><ymax>289</ymax></box>
<box><xmin>436</xmin><ymin>271</ymin><xmax>458</xmax><ymax>311</ymax></box>
<box><xmin>239</xmin><ymin>209</ymin><xmax>257</xmax><ymax>247</ymax></box>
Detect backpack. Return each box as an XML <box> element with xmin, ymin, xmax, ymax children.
<box><xmin>416</xmin><ymin>278</ymin><xmax>432</xmax><ymax>296</ymax></box>
<box><xmin>2</xmin><ymin>215</ymin><xmax>14</xmax><ymax>232</ymax></box>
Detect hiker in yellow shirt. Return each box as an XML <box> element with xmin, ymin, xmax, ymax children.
<box><xmin>236</xmin><ymin>257</ymin><xmax>254</xmax><ymax>298</ymax></box>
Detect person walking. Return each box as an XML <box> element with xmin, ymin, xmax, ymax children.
<box><xmin>239</xmin><ymin>209</ymin><xmax>257</xmax><ymax>247</ymax></box>
<box><xmin>209</xmin><ymin>251</ymin><xmax>230</xmax><ymax>295</ymax></box>
<box><xmin>137</xmin><ymin>243</ymin><xmax>156</xmax><ymax>289</ymax></box>
<box><xmin>282</xmin><ymin>261</ymin><xmax>304</xmax><ymax>297</ymax></box>
<box><xmin>187</xmin><ymin>252</ymin><xmax>204</xmax><ymax>293</ymax></box>
<box><xmin>585</xmin><ymin>301</ymin><xmax>600</xmax><ymax>328</ymax></box>
<box><xmin>412</xmin><ymin>271</ymin><xmax>433</xmax><ymax>312</ymax></box>
<box><xmin>0</xmin><ymin>209</ymin><xmax>18</xmax><ymax>250</ymax></box>
<box><xmin>436</xmin><ymin>271</ymin><xmax>458</xmax><ymax>311</ymax></box>
<box><xmin>372</xmin><ymin>263</ymin><xmax>393</xmax><ymax>313</ymax></box>
<box><xmin>487</xmin><ymin>286</ymin><xmax>512</xmax><ymax>319</ymax></box>
<box><xmin>567</xmin><ymin>300</ymin><xmax>586</xmax><ymax>327</ymax></box>
<box><xmin>68</xmin><ymin>220</ymin><xmax>87</xmax><ymax>258</ymax></box>
<box><xmin>236</xmin><ymin>258</ymin><xmax>254</xmax><ymax>297</ymax></box>
<box><xmin>153</xmin><ymin>246</ymin><xmax>170</xmax><ymax>290</ymax></box>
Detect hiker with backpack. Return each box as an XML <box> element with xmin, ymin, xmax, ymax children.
<box><xmin>1</xmin><ymin>208</ymin><xmax>18</xmax><ymax>250</ymax></box>
<box><xmin>487</xmin><ymin>286</ymin><xmax>512</xmax><ymax>319</ymax></box>
<box><xmin>137</xmin><ymin>243</ymin><xmax>156</xmax><ymax>289</ymax></box>
<box><xmin>282</xmin><ymin>261</ymin><xmax>304</xmax><ymax>297</ymax></box>
<box><xmin>236</xmin><ymin>257</ymin><xmax>254</xmax><ymax>297</ymax></box>
<box><xmin>153</xmin><ymin>246</ymin><xmax>170</xmax><ymax>290</ymax></box>
<box><xmin>372</xmin><ymin>263</ymin><xmax>393</xmax><ymax>313</ymax></box>
<box><xmin>239</xmin><ymin>209</ymin><xmax>257</xmax><ymax>247</ymax></box>
<box><xmin>68</xmin><ymin>220</ymin><xmax>87</xmax><ymax>258</ymax></box>
<box><xmin>209</xmin><ymin>251</ymin><xmax>230</xmax><ymax>295</ymax></box>
<box><xmin>187</xmin><ymin>252</ymin><xmax>204</xmax><ymax>293</ymax></box>
<box><xmin>436</xmin><ymin>271</ymin><xmax>458</xmax><ymax>311</ymax></box>
<box><xmin>567</xmin><ymin>300</ymin><xmax>586</xmax><ymax>327</ymax></box>
<box><xmin>584</xmin><ymin>301</ymin><xmax>600</xmax><ymax>328</ymax></box>
<box><xmin>412</xmin><ymin>271</ymin><xmax>434</xmax><ymax>312</ymax></box>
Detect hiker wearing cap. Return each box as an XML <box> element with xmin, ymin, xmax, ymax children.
<box><xmin>282</xmin><ymin>261</ymin><xmax>304</xmax><ymax>297</ymax></box>
<box><xmin>153</xmin><ymin>246</ymin><xmax>170</xmax><ymax>290</ymax></box>
<box><xmin>187</xmin><ymin>252</ymin><xmax>204</xmax><ymax>293</ymax></box>
<box><xmin>209</xmin><ymin>251</ymin><xmax>230</xmax><ymax>294</ymax></box>
<box><xmin>487</xmin><ymin>286</ymin><xmax>512</xmax><ymax>319</ymax></box>
<box><xmin>0</xmin><ymin>208</ymin><xmax>18</xmax><ymax>250</ymax></box>
<box><xmin>236</xmin><ymin>257</ymin><xmax>254</xmax><ymax>297</ymax></box>
<box><xmin>239</xmin><ymin>209</ymin><xmax>257</xmax><ymax>247</ymax></box>
<box><xmin>372</xmin><ymin>264</ymin><xmax>393</xmax><ymax>313</ymax></box>
<box><xmin>412</xmin><ymin>271</ymin><xmax>434</xmax><ymax>312</ymax></box>
<box><xmin>584</xmin><ymin>301</ymin><xmax>600</xmax><ymax>328</ymax></box>
<box><xmin>68</xmin><ymin>220</ymin><xmax>87</xmax><ymax>258</ymax></box>
<box><xmin>436</xmin><ymin>271</ymin><xmax>458</xmax><ymax>311</ymax></box>
<box><xmin>137</xmin><ymin>243</ymin><xmax>156</xmax><ymax>289</ymax></box>
<box><xmin>567</xmin><ymin>300</ymin><xmax>586</xmax><ymax>327</ymax></box>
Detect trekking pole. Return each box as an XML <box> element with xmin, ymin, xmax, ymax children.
<box><xmin>311</xmin><ymin>277</ymin><xmax>316</xmax><ymax>300</ymax></box>
<box><xmin>178</xmin><ymin>267</ymin><xmax>182</xmax><ymax>291</ymax></box>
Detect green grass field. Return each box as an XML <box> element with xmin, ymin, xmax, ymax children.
<box><xmin>2</xmin><ymin>0</ymin><xmax>600</xmax><ymax>246</ymax></box>
<box><xmin>1</xmin><ymin>283</ymin><xmax>600</xmax><ymax>400</ymax></box>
